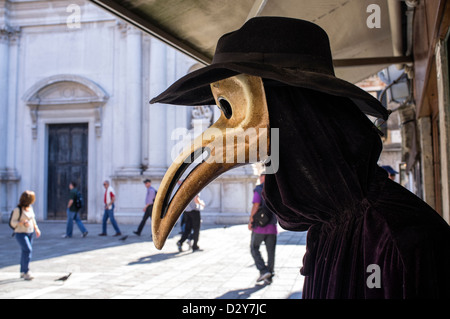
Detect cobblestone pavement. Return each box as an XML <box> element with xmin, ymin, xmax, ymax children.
<box><xmin>0</xmin><ymin>221</ymin><xmax>307</xmax><ymax>299</ymax></box>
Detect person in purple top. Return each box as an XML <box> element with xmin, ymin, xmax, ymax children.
<box><xmin>249</xmin><ymin>174</ymin><xmax>277</xmax><ymax>284</ymax></box>
<box><xmin>134</xmin><ymin>179</ymin><xmax>157</xmax><ymax>236</ymax></box>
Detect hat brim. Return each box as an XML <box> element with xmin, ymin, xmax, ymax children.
<box><xmin>150</xmin><ymin>62</ymin><xmax>389</xmax><ymax>120</ymax></box>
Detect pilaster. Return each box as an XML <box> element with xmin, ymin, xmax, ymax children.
<box><xmin>0</xmin><ymin>25</ymin><xmax>21</xmax><ymax>222</ymax></box>
<box><xmin>436</xmin><ymin>40</ymin><xmax>450</xmax><ymax>223</ymax></box>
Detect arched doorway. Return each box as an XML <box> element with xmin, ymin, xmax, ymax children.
<box><xmin>23</xmin><ymin>74</ymin><xmax>108</xmax><ymax>220</ymax></box>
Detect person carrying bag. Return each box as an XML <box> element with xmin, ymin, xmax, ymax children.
<box><xmin>10</xmin><ymin>190</ymin><xmax>41</xmax><ymax>280</ymax></box>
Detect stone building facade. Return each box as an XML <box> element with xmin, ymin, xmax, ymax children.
<box><xmin>0</xmin><ymin>0</ymin><xmax>257</xmax><ymax>226</ymax></box>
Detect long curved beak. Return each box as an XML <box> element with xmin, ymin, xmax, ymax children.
<box><xmin>152</xmin><ymin>74</ymin><xmax>270</xmax><ymax>249</ymax></box>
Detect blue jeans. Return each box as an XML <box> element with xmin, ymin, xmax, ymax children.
<box><xmin>102</xmin><ymin>204</ymin><xmax>121</xmax><ymax>234</ymax></box>
<box><xmin>15</xmin><ymin>233</ymin><xmax>34</xmax><ymax>273</ymax></box>
<box><xmin>66</xmin><ymin>208</ymin><xmax>87</xmax><ymax>237</ymax></box>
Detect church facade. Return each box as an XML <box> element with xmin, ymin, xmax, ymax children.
<box><xmin>0</xmin><ymin>0</ymin><xmax>257</xmax><ymax>226</ymax></box>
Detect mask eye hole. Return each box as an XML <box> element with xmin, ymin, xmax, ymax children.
<box><xmin>218</xmin><ymin>97</ymin><xmax>232</xmax><ymax>119</ymax></box>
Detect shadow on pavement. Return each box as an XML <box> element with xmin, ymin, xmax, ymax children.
<box><xmin>0</xmin><ymin>222</ymin><xmax>307</xmax><ymax>270</ymax></box>
<box><xmin>127</xmin><ymin>251</ymin><xmax>184</xmax><ymax>265</ymax></box>
<box><xmin>216</xmin><ymin>283</ymin><xmax>268</xmax><ymax>299</ymax></box>
<box><xmin>0</xmin><ymin>223</ymin><xmax>240</xmax><ymax>268</ymax></box>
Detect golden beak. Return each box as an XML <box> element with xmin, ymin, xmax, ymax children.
<box><xmin>152</xmin><ymin>74</ymin><xmax>270</xmax><ymax>249</ymax></box>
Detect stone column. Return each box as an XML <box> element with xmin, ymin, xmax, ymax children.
<box><xmin>120</xmin><ymin>26</ymin><xmax>142</xmax><ymax>176</ymax></box>
<box><xmin>0</xmin><ymin>28</ymin><xmax>9</xmax><ymax>175</ymax></box>
<box><xmin>141</xmin><ymin>35</ymin><xmax>151</xmax><ymax>171</ymax></box>
<box><xmin>0</xmin><ymin>28</ymin><xmax>9</xmax><ymax>221</ymax></box>
<box><xmin>6</xmin><ymin>29</ymin><xmax>19</xmax><ymax>176</ymax></box>
<box><xmin>147</xmin><ymin>38</ymin><xmax>167</xmax><ymax>176</ymax></box>
<box><xmin>0</xmin><ymin>27</ymin><xmax>21</xmax><ymax>222</ymax></box>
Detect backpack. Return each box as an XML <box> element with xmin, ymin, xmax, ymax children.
<box><xmin>8</xmin><ymin>206</ymin><xmax>22</xmax><ymax>235</ymax></box>
<box><xmin>252</xmin><ymin>184</ymin><xmax>273</xmax><ymax>228</ymax></box>
<box><xmin>74</xmin><ymin>191</ymin><xmax>83</xmax><ymax>210</ymax></box>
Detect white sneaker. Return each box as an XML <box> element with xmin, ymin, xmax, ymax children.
<box><xmin>22</xmin><ymin>272</ymin><xmax>34</xmax><ymax>281</ymax></box>
<box><xmin>256</xmin><ymin>272</ymin><xmax>272</xmax><ymax>282</ymax></box>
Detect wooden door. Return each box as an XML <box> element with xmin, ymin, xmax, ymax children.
<box><xmin>47</xmin><ymin>124</ymin><xmax>88</xmax><ymax>220</ymax></box>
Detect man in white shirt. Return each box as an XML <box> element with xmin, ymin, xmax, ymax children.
<box><xmin>99</xmin><ymin>180</ymin><xmax>122</xmax><ymax>236</ymax></box>
<box><xmin>177</xmin><ymin>193</ymin><xmax>204</xmax><ymax>252</ymax></box>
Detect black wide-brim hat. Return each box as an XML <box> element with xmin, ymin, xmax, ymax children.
<box><xmin>150</xmin><ymin>17</ymin><xmax>389</xmax><ymax>120</ymax></box>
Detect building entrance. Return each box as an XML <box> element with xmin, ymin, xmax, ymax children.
<box><xmin>47</xmin><ymin>123</ymin><xmax>88</xmax><ymax>220</ymax></box>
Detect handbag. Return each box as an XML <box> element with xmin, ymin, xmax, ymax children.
<box><xmin>252</xmin><ymin>206</ymin><xmax>271</xmax><ymax>227</ymax></box>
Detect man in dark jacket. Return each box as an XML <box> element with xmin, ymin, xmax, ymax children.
<box><xmin>63</xmin><ymin>181</ymin><xmax>88</xmax><ymax>238</ymax></box>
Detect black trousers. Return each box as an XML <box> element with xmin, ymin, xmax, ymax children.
<box><xmin>136</xmin><ymin>204</ymin><xmax>152</xmax><ymax>235</ymax></box>
<box><xmin>250</xmin><ymin>232</ymin><xmax>277</xmax><ymax>275</ymax></box>
<box><xmin>179</xmin><ymin>210</ymin><xmax>200</xmax><ymax>249</ymax></box>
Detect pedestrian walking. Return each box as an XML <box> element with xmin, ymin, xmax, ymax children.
<box><xmin>98</xmin><ymin>180</ymin><xmax>122</xmax><ymax>237</ymax></box>
<box><xmin>249</xmin><ymin>174</ymin><xmax>277</xmax><ymax>284</ymax></box>
<box><xmin>10</xmin><ymin>190</ymin><xmax>41</xmax><ymax>280</ymax></box>
<box><xmin>134</xmin><ymin>179</ymin><xmax>156</xmax><ymax>236</ymax></box>
<box><xmin>63</xmin><ymin>182</ymin><xmax>88</xmax><ymax>238</ymax></box>
<box><xmin>177</xmin><ymin>193</ymin><xmax>204</xmax><ymax>252</ymax></box>
<box><xmin>179</xmin><ymin>212</ymin><xmax>193</xmax><ymax>248</ymax></box>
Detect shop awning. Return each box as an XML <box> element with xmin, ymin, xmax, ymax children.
<box><xmin>90</xmin><ymin>0</ymin><xmax>411</xmax><ymax>83</ymax></box>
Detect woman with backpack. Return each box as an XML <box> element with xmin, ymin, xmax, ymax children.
<box><xmin>9</xmin><ymin>190</ymin><xmax>41</xmax><ymax>280</ymax></box>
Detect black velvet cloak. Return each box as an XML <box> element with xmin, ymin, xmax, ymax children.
<box><xmin>262</xmin><ymin>84</ymin><xmax>450</xmax><ymax>298</ymax></box>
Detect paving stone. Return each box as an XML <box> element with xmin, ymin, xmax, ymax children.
<box><xmin>0</xmin><ymin>222</ymin><xmax>306</xmax><ymax>299</ymax></box>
